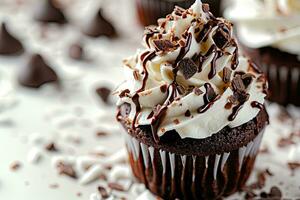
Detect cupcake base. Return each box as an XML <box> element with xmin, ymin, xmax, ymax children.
<box><xmin>125</xmin><ymin>130</ymin><xmax>264</xmax><ymax>200</ymax></box>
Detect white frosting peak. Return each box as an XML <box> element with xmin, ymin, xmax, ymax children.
<box><xmin>117</xmin><ymin>0</ymin><xmax>267</xmax><ymax>140</ymax></box>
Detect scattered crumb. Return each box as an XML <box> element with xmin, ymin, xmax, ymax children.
<box><xmin>10</xmin><ymin>161</ymin><xmax>22</xmax><ymax>171</ymax></box>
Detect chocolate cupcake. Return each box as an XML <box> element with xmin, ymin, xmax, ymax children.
<box><xmin>116</xmin><ymin>1</ymin><xmax>269</xmax><ymax>199</ymax></box>
<box><xmin>135</xmin><ymin>0</ymin><xmax>222</xmax><ymax>26</ymax></box>
<box><xmin>225</xmin><ymin>0</ymin><xmax>300</xmax><ymax>106</ymax></box>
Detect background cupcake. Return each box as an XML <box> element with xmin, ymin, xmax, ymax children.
<box><xmin>117</xmin><ymin>1</ymin><xmax>269</xmax><ymax>199</ymax></box>
<box><xmin>225</xmin><ymin>0</ymin><xmax>300</xmax><ymax>106</ymax></box>
<box><xmin>135</xmin><ymin>0</ymin><xmax>222</xmax><ymax>26</ymax></box>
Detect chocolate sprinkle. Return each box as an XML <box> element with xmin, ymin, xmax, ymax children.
<box><xmin>177</xmin><ymin>58</ymin><xmax>198</xmax><ymax>80</ymax></box>
<box><xmin>83</xmin><ymin>8</ymin><xmax>117</xmax><ymax>38</ymax></box>
<box><xmin>35</xmin><ymin>0</ymin><xmax>67</xmax><ymax>24</ymax></box>
<box><xmin>108</xmin><ymin>182</ymin><xmax>125</xmax><ymax>191</ymax></box>
<box><xmin>18</xmin><ymin>54</ymin><xmax>59</xmax><ymax>88</ymax></box>
<box><xmin>96</xmin><ymin>87</ymin><xmax>111</xmax><ymax>104</ymax></box>
<box><xmin>153</xmin><ymin>39</ymin><xmax>175</xmax><ymax>52</ymax></box>
<box><xmin>0</xmin><ymin>22</ymin><xmax>24</xmax><ymax>55</ymax></box>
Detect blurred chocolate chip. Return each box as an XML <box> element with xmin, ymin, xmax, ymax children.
<box><xmin>69</xmin><ymin>42</ymin><xmax>84</xmax><ymax>60</ymax></box>
<box><xmin>222</xmin><ymin>67</ymin><xmax>232</xmax><ymax>83</ymax></box>
<box><xmin>153</xmin><ymin>39</ymin><xmax>175</xmax><ymax>52</ymax></box>
<box><xmin>98</xmin><ymin>186</ymin><xmax>110</xmax><ymax>198</ymax></box>
<box><xmin>83</xmin><ymin>8</ymin><xmax>117</xmax><ymax>38</ymax></box>
<box><xmin>96</xmin><ymin>87</ymin><xmax>111</xmax><ymax>104</ymax></box>
<box><xmin>45</xmin><ymin>142</ymin><xmax>58</xmax><ymax>152</ymax></box>
<box><xmin>35</xmin><ymin>0</ymin><xmax>67</xmax><ymax>24</ymax></box>
<box><xmin>18</xmin><ymin>54</ymin><xmax>59</xmax><ymax>88</ymax></box>
<box><xmin>0</xmin><ymin>22</ymin><xmax>24</xmax><ymax>55</ymax></box>
<box><xmin>178</xmin><ymin>58</ymin><xmax>198</xmax><ymax>80</ymax></box>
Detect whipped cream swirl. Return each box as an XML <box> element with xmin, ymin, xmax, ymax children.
<box><xmin>117</xmin><ymin>0</ymin><xmax>267</xmax><ymax>141</ymax></box>
<box><xmin>225</xmin><ymin>0</ymin><xmax>300</xmax><ymax>56</ymax></box>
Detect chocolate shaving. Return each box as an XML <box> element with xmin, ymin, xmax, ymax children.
<box><xmin>232</xmin><ymin>75</ymin><xmax>246</xmax><ymax>92</ymax></box>
<box><xmin>222</xmin><ymin>67</ymin><xmax>232</xmax><ymax>83</ymax></box>
<box><xmin>108</xmin><ymin>182</ymin><xmax>125</xmax><ymax>191</ymax></box>
<box><xmin>193</xmin><ymin>87</ymin><xmax>203</xmax><ymax>96</ymax></box>
<box><xmin>96</xmin><ymin>87</ymin><xmax>111</xmax><ymax>104</ymax></box>
<box><xmin>177</xmin><ymin>58</ymin><xmax>198</xmax><ymax>80</ymax></box>
<box><xmin>45</xmin><ymin>142</ymin><xmax>58</xmax><ymax>152</ymax></box>
<box><xmin>213</xmin><ymin>25</ymin><xmax>230</xmax><ymax>49</ymax></box>
<box><xmin>57</xmin><ymin>162</ymin><xmax>77</xmax><ymax>179</ymax></box>
<box><xmin>98</xmin><ymin>186</ymin><xmax>110</xmax><ymax>198</ymax></box>
<box><xmin>185</xmin><ymin>110</ymin><xmax>191</xmax><ymax>117</ymax></box>
<box><xmin>241</xmin><ymin>73</ymin><xmax>254</xmax><ymax>88</ymax></box>
<box><xmin>153</xmin><ymin>39</ymin><xmax>175</xmax><ymax>52</ymax></box>
<box><xmin>10</xmin><ymin>161</ymin><xmax>21</xmax><ymax>171</ymax></box>
<box><xmin>96</xmin><ymin>131</ymin><xmax>108</xmax><ymax>137</ymax></box>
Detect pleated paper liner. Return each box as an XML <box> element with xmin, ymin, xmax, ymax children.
<box><xmin>125</xmin><ymin>130</ymin><xmax>264</xmax><ymax>200</ymax></box>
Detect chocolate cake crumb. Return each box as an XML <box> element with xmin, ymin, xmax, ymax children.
<box><xmin>45</xmin><ymin>142</ymin><xmax>58</xmax><ymax>152</ymax></box>
<box><xmin>153</xmin><ymin>39</ymin><xmax>175</xmax><ymax>52</ymax></box>
<box><xmin>98</xmin><ymin>186</ymin><xmax>110</xmax><ymax>198</ymax></box>
<box><xmin>96</xmin><ymin>87</ymin><xmax>111</xmax><ymax>104</ymax></box>
<box><xmin>108</xmin><ymin>182</ymin><xmax>125</xmax><ymax>191</ymax></box>
<box><xmin>173</xmin><ymin>119</ymin><xmax>180</xmax><ymax>124</ymax></box>
<box><xmin>10</xmin><ymin>161</ymin><xmax>21</xmax><ymax>171</ymax></box>
<box><xmin>178</xmin><ymin>58</ymin><xmax>198</xmax><ymax>80</ymax></box>
<box><xmin>57</xmin><ymin>162</ymin><xmax>77</xmax><ymax>179</ymax></box>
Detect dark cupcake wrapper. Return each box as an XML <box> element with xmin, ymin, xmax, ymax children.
<box><xmin>261</xmin><ymin>63</ymin><xmax>300</xmax><ymax>106</ymax></box>
<box><xmin>124</xmin><ymin>130</ymin><xmax>264</xmax><ymax>199</ymax></box>
<box><xmin>135</xmin><ymin>0</ymin><xmax>196</xmax><ymax>26</ymax></box>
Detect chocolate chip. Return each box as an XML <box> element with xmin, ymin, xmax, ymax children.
<box><xmin>98</xmin><ymin>186</ymin><xmax>110</xmax><ymax>198</ymax></box>
<box><xmin>153</xmin><ymin>39</ymin><xmax>175</xmax><ymax>52</ymax></box>
<box><xmin>96</xmin><ymin>87</ymin><xmax>111</xmax><ymax>104</ymax></box>
<box><xmin>35</xmin><ymin>0</ymin><xmax>67</xmax><ymax>24</ymax></box>
<box><xmin>178</xmin><ymin>58</ymin><xmax>198</xmax><ymax>80</ymax></box>
<box><xmin>269</xmin><ymin>186</ymin><xmax>282</xmax><ymax>199</ymax></box>
<box><xmin>18</xmin><ymin>54</ymin><xmax>59</xmax><ymax>88</ymax></box>
<box><xmin>193</xmin><ymin>87</ymin><xmax>203</xmax><ymax>96</ymax></box>
<box><xmin>222</xmin><ymin>67</ymin><xmax>232</xmax><ymax>83</ymax></box>
<box><xmin>0</xmin><ymin>22</ymin><xmax>24</xmax><ymax>55</ymax></box>
<box><xmin>108</xmin><ymin>182</ymin><xmax>125</xmax><ymax>191</ymax></box>
<box><xmin>69</xmin><ymin>42</ymin><xmax>84</xmax><ymax>60</ymax></box>
<box><xmin>57</xmin><ymin>162</ymin><xmax>77</xmax><ymax>179</ymax></box>
<box><xmin>213</xmin><ymin>25</ymin><xmax>230</xmax><ymax>49</ymax></box>
<box><xmin>83</xmin><ymin>8</ymin><xmax>117</xmax><ymax>38</ymax></box>
<box><xmin>45</xmin><ymin>142</ymin><xmax>58</xmax><ymax>152</ymax></box>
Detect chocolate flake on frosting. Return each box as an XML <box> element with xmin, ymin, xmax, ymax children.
<box><xmin>35</xmin><ymin>0</ymin><xmax>67</xmax><ymax>24</ymax></box>
<box><xmin>178</xmin><ymin>58</ymin><xmax>198</xmax><ymax>80</ymax></box>
<box><xmin>153</xmin><ymin>39</ymin><xmax>175</xmax><ymax>52</ymax></box>
<box><xmin>0</xmin><ymin>22</ymin><xmax>24</xmax><ymax>55</ymax></box>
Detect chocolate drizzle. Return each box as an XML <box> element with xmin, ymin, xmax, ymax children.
<box><xmin>251</xmin><ymin>101</ymin><xmax>264</xmax><ymax>110</ymax></box>
<box><xmin>228</xmin><ymin>104</ymin><xmax>243</xmax><ymax>121</ymax></box>
<box><xmin>197</xmin><ymin>83</ymin><xmax>217</xmax><ymax>113</ymax></box>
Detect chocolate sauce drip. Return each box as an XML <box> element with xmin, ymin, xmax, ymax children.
<box><xmin>209</xmin><ymin>49</ymin><xmax>223</xmax><ymax>79</ymax></box>
<box><xmin>131</xmin><ymin>51</ymin><xmax>156</xmax><ymax>130</ymax></box>
<box><xmin>228</xmin><ymin>103</ymin><xmax>243</xmax><ymax>121</ymax></box>
<box><xmin>230</xmin><ymin>41</ymin><xmax>239</xmax><ymax>70</ymax></box>
<box><xmin>197</xmin><ymin>83</ymin><xmax>217</xmax><ymax>113</ymax></box>
<box><xmin>150</xmin><ymin>84</ymin><xmax>177</xmax><ymax>143</ymax></box>
<box><xmin>175</xmin><ymin>33</ymin><xmax>192</xmax><ymax>64</ymax></box>
<box><xmin>251</xmin><ymin>101</ymin><xmax>264</xmax><ymax>110</ymax></box>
